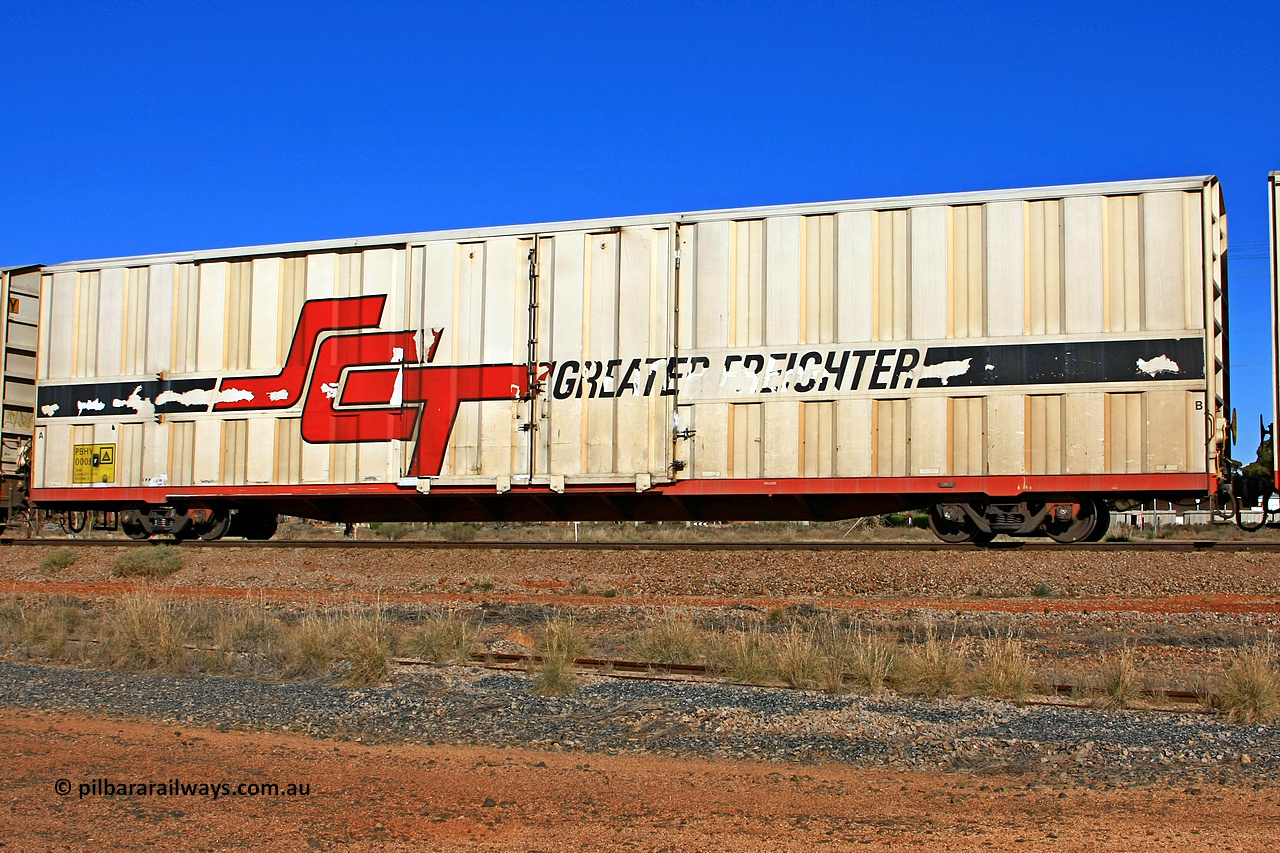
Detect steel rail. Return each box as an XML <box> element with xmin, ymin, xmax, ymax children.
<box><xmin>393</xmin><ymin>653</ymin><xmax>1215</xmax><ymax>712</ymax></box>
<box><xmin>25</xmin><ymin>636</ymin><xmax>1220</xmax><ymax>713</ymax></box>
<box><xmin>4</xmin><ymin>536</ymin><xmax>1280</xmax><ymax>552</ymax></box>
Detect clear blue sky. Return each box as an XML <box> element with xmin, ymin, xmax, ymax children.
<box><xmin>3</xmin><ymin>1</ymin><xmax>1278</xmax><ymax>456</ymax></box>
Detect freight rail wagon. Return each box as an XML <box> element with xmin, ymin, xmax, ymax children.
<box><xmin>26</xmin><ymin>176</ymin><xmax>1230</xmax><ymax>543</ymax></box>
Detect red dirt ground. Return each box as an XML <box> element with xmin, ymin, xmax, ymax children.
<box><xmin>5</xmin><ymin>544</ymin><xmax>1280</xmax><ymax>849</ymax></box>
<box><xmin>4</xmin><ymin>709</ymin><xmax>1277</xmax><ymax>852</ymax></box>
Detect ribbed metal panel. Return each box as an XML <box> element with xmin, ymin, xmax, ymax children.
<box><xmin>28</xmin><ymin>177</ymin><xmax>1224</xmax><ymax>499</ymax></box>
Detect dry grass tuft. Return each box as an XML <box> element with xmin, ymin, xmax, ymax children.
<box><xmin>634</xmin><ymin>611</ymin><xmax>701</xmax><ymax>665</ymax></box>
<box><xmin>1</xmin><ymin>596</ymin><xmax>95</xmax><ymax>664</ymax></box>
<box><xmin>818</xmin><ymin>624</ymin><xmax>897</xmax><ymax>695</ymax></box>
<box><xmin>711</xmin><ymin>626</ymin><xmax>776</xmax><ymax>684</ymax></box>
<box><xmin>406</xmin><ymin>610</ymin><xmax>478</xmax><ymax>663</ymax></box>
<box><xmin>100</xmin><ymin>593</ymin><xmax>191</xmax><ymax>671</ymax></box>
<box><xmin>170</xmin><ymin>598</ymin><xmax>287</xmax><ymax>675</ymax></box>
<box><xmin>848</xmin><ymin>632</ymin><xmax>897</xmax><ymax>695</ymax></box>
<box><xmin>531</xmin><ymin>616</ymin><xmax>588</xmax><ymax>696</ymax></box>
<box><xmin>1220</xmin><ymin>644</ymin><xmax>1280</xmax><ymax>724</ymax></box>
<box><xmin>40</xmin><ymin>548</ymin><xmax>78</xmax><ymax>576</ymax></box>
<box><xmin>532</xmin><ymin>651</ymin><xmax>577</xmax><ymax>696</ymax></box>
<box><xmin>337</xmin><ymin>610</ymin><xmax>391</xmax><ymax>687</ymax></box>
<box><xmin>217</xmin><ymin>601</ymin><xmax>284</xmax><ymax>652</ymax></box>
<box><xmin>284</xmin><ymin>610</ymin><xmax>340</xmax><ymax>678</ymax></box>
<box><xmin>26</xmin><ymin>602</ymin><xmax>83</xmax><ymax>660</ymax></box>
<box><xmin>0</xmin><ymin>592</ymin><xmax>401</xmax><ymax>685</ymax></box>
<box><xmin>0</xmin><ymin>596</ymin><xmax>24</xmax><ymax>649</ymax></box>
<box><xmin>280</xmin><ymin>607</ymin><xmax>392</xmax><ymax>686</ymax></box>
<box><xmin>774</xmin><ymin>625</ymin><xmax>823</xmax><ymax>689</ymax></box>
<box><xmin>112</xmin><ymin>546</ymin><xmax>184</xmax><ymax>580</ymax></box>
<box><xmin>369</xmin><ymin>522</ymin><xmax>416</xmax><ymax>540</ymax></box>
<box><xmin>1096</xmin><ymin>647</ymin><xmax>1141</xmax><ymax>710</ymax></box>
<box><xmin>535</xmin><ymin>615</ymin><xmax>589</xmax><ymax>660</ymax></box>
<box><xmin>811</xmin><ymin>622</ymin><xmax>855</xmax><ymax>694</ymax></box>
<box><xmin>972</xmin><ymin>636</ymin><xmax>1036</xmax><ymax>702</ymax></box>
<box><xmin>439</xmin><ymin>523</ymin><xmax>479</xmax><ymax>542</ymax></box>
<box><xmin>895</xmin><ymin>619</ymin><xmax>969</xmax><ymax>697</ymax></box>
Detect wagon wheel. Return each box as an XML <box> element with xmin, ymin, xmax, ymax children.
<box><xmin>120</xmin><ymin>511</ymin><xmax>151</xmax><ymax>541</ymax></box>
<box><xmin>1044</xmin><ymin>500</ymin><xmax>1100</xmax><ymax>544</ymax></box>
<box><xmin>1083</xmin><ymin>500</ymin><xmax>1111</xmax><ymax>542</ymax></box>
<box><xmin>199</xmin><ymin>511</ymin><xmax>232</xmax><ymax>541</ymax></box>
<box><xmin>241</xmin><ymin>513</ymin><xmax>278</xmax><ymax>541</ymax></box>
<box><xmin>927</xmin><ymin>506</ymin><xmax>993</xmax><ymax>545</ymax></box>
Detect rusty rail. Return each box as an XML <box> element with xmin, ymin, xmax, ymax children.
<box><xmin>391</xmin><ymin>653</ymin><xmax>1217</xmax><ymax>712</ymax></box>
<box><xmin>4</xmin><ymin>537</ymin><xmax>1279</xmax><ymax>552</ymax></box>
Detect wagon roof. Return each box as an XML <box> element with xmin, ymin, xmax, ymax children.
<box><xmin>41</xmin><ymin>175</ymin><xmax>1216</xmax><ymax>272</ymax></box>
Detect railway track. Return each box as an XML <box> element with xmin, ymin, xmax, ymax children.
<box><xmin>57</xmin><ymin>632</ymin><xmax>1213</xmax><ymax>711</ymax></box>
<box><xmin>4</xmin><ymin>536</ymin><xmax>1280</xmax><ymax>552</ymax></box>
<box><xmin>38</xmin><ymin>627</ymin><xmax>1215</xmax><ymax>709</ymax></box>
<box><xmin>399</xmin><ymin>652</ymin><xmax>1215</xmax><ymax>711</ymax></box>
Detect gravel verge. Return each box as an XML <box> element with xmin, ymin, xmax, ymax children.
<box><xmin>11</xmin><ymin>542</ymin><xmax>1280</xmax><ymax>600</ymax></box>
<box><xmin>2</xmin><ymin>660</ymin><xmax>1275</xmax><ymax>787</ymax></box>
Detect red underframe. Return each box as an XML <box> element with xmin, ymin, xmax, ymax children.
<box><xmin>30</xmin><ymin>473</ymin><xmax>1213</xmax><ymax>507</ymax></box>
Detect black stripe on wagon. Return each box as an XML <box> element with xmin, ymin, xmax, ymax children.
<box><xmin>915</xmin><ymin>337</ymin><xmax>1205</xmax><ymax>388</ymax></box>
<box><xmin>36</xmin><ymin>378</ymin><xmax>219</xmax><ymax>419</ymax></box>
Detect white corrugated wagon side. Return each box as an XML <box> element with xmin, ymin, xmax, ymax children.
<box><xmin>27</xmin><ymin>176</ymin><xmax>1229</xmax><ymax>542</ymax></box>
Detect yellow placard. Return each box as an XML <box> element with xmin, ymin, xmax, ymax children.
<box><xmin>72</xmin><ymin>443</ymin><xmax>116</xmax><ymax>484</ymax></box>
